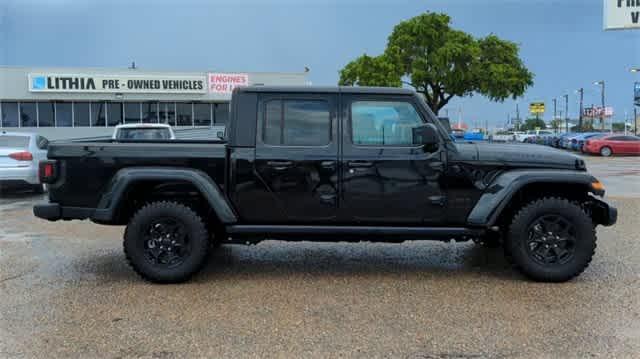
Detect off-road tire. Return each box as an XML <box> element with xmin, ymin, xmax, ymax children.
<box><xmin>505</xmin><ymin>197</ymin><xmax>596</xmax><ymax>282</ymax></box>
<box><xmin>124</xmin><ymin>201</ymin><xmax>210</xmax><ymax>283</ymax></box>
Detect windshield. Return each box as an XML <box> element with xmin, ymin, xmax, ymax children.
<box><xmin>116</xmin><ymin>128</ymin><xmax>172</xmax><ymax>140</ymax></box>
<box><xmin>0</xmin><ymin>135</ymin><xmax>29</xmax><ymax>148</ymax></box>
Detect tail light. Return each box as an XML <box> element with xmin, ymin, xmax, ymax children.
<box><xmin>9</xmin><ymin>151</ymin><xmax>33</xmax><ymax>161</ymax></box>
<box><xmin>39</xmin><ymin>160</ymin><xmax>58</xmax><ymax>184</ymax></box>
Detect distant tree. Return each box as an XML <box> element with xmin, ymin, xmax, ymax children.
<box><xmin>339</xmin><ymin>12</ymin><xmax>534</xmax><ymax>115</ymax></box>
<box><xmin>521</xmin><ymin>118</ymin><xmax>547</xmax><ymax>131</ymax></box>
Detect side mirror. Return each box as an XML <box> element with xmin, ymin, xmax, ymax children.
<box><xmin>412</xmin><ymin>123</ymin><xmax>440</xmax><ymax>146</ymax></box>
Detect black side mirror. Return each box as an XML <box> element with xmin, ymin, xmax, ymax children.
<box><xmin>412</xmin><ymin>123</ymin><xmax>440</xmax><ymax>146</ymax></box>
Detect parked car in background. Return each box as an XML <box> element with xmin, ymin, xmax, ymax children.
<box><xmin>112</xmin><ymin>124</ymin><xmax>176</xmax><ymax>140</ymax></box>
<box><xmin>517</xmin><ymin>130</ymin><xmax>553</xmax><ymax>143</ymax></box>
<box><xmin>0</xmin><ymin>132</ymin><xmax>49</xmax><ymax>193</ymax></box>
<box><xmin>583</xmin><ymin>135</ymin><xmax>640</xmax><ymax>156</ymax></box>
<box><xmin>572</xmin><ymin>133</ymin><xmax>606</xmax><ymax>152</ymax></box>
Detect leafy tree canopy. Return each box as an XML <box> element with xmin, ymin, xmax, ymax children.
<box><xmin>339</xmin><ymin>12</ymin><xmax>534</xmax><ymax>115</ymax></box>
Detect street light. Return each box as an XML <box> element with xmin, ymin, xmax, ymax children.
<box><xmin>594</xmin><ymin>81</ymin><xmax>605</xmax><ymax>130</ymax></box>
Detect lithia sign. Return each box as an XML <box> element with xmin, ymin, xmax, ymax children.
<box><xmin>28</xmin><ymin>73</ymin><xmax>208</xmax><ymax>94</ymax></box>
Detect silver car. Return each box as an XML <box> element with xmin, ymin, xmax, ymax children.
<box><xmin>0</xmin><ymin>132</ymin><xmax>49</xmax><ymax>193</ymax></box>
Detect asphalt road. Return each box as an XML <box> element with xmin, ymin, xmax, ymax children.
<box><xmin>1</xmin><ymin>155</ymin><xmax>639</xmax><ymax>358</ymax></box>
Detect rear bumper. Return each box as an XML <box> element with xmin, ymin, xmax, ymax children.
<box><xmin>33</xmin><ymin>203</ymin><xmax>94</xmax><ymax>221</ymax></box>
<box><xmin>0</xmin><ymin>166</ymin><xmax>39</xmax><ymax>184</ymax></box>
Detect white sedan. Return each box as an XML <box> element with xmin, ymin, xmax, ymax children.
<box><xmin>0</xmin><ymin>132</ymin><xmax>49</xmax><ymax>193</ymax></box>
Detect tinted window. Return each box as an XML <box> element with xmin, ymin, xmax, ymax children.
<box><xmin>1</xmin><ymin>102</ymin><xmax>19</xmax><ymax>127</ymax></box>
<box><xmin>264</xmin><ymin>99</ymin><xmax>330</xmax><ymax>146</ymax></box>
<box><xmin>351</xmin><ymin>101</ymin><xmax>423</xmax><ymax>145</ymax></box>
<box><xmin>193</xmin><ymin>103</ymin><xmax>211</xmax><ymax>126</ymax></box>
<box><xmin>37</xmin><ymin>102</ymin><xmax>54</xmax><ymax>127</ymax></box>
<box><xmin>108</xmin><ymin>103</ymin><xmax>123</xmax><ymax>126</ymax></box>
<box><xmin>214</xmin><ymin>103</ymin><xmax>229</xmax><ymax>126</ymax></box>
<box><xmin>74</xmin><ymin>102</ymin><xmax>90</xmax><ymax>127</ymax></box>
<box><xmin>176</xmin><ymin>103</ymin><xmax>193</xmax><ymax>126</ymax></box>
<box><xmin>116</xmin><ymin>128</ymin><xmax>171</xmax><ymax>140</ymax></box>
<box><xmin>91</xmin><ymin>102</ymin><xmax>106</xmax><ymax>126</ymax></box>
<box><xmin>142</xmin><ymin>102</ymin><xmax>159</xmax><ymax>123</ymax></box>
<box><xmin>56</xmin><ymin>102</ymin><xmax>72</xmax><ymax>127</ymax></box>
<box><xmin>0</xmin><ymin>135</ymin><xmax>29</xmax><ymax>148</ymax></box>
<box><xmin>607</xmin><ymin>136</ymin><xmax>624</xmax><ymax>141</ymax></box>
<box><xmin>36</xmin><ymin>136</ymin><xmax>49</xmax><ymax>150</ymax></box>
<box><xmin>20</xmin><ymin>102</ymin><xmax>38</xmax><ymax>127</ymax></box>
<box><xmin>124</xmin><ymin>103</ymin><xmax>141</xmax><ymax>124</ymax></box>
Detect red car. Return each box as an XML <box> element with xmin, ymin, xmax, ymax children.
<box><xmin>583</xmin><ymin>134</ymin><xmax>640</xmax><ymax>156</ymax></box>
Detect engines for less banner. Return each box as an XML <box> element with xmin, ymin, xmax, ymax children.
<box><xmin>28</xmin><ymin>74</ymin><xmax>207</xmax><ymax>94</ymax></box>
<box><xmin>208</xmin><ymin>73</ymin><xmax>249</xmax><ymax>94</ymax></box>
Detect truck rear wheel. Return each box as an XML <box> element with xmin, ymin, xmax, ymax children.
<box><xmin>505</xmin><ymin>197</ymin><xmax>596</xmax><ymax>282</ymax></box>
<box><xmin>124</xmin><ymin>201</ymin><xmax>210</xmax><ymax>283</ymax></box>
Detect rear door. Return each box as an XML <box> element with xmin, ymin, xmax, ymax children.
<box><xmin>253</xmin><ymin>93</ymin><xmax>339</xmax><ymax>223</ymax></box>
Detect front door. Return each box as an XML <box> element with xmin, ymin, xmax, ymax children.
<box><xmin>253</xmin><ymin>94</ymin><xmax>339</xmax><ymax>223</ymax></box>
<box><xmin>339</xmin><ymin>95</ymin><xmax>446</xmax><ymax>225</ymax></box>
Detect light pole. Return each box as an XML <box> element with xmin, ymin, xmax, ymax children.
<box><xmin>631</xmin><ymin>68</ymin><xmax>639</xmax><ymax>135</ymax></box>
<box><xmin>575</xmin><ymin>88</ymin><xmax>584</xmax><ymax>131</ymax></box>
<box><xmin>594</xmin><ymin>81</ymin><xmax>605</xmax><ymax>130</ymax></box>
<box><xmin>553</xmin><ymin>98</ymin><xmax>557</xmax><ymax>124</ymax></box>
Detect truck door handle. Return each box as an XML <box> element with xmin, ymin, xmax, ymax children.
<box><xmin>347</xmin><ymin>160</ymin><xmax>373</xmax><ymax>168</ymax></box>
<box><xmin>267</xmin><ymin>160</ymin><xmax>293</xmax><ymax>170</ymax></box>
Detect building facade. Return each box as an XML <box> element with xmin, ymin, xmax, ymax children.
<box><xmin>0</xmin><ymin>66</ymin><xmax>308</xmax><ymax>140</ymax></box>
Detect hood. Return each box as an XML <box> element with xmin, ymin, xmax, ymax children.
<box><xmin>453</xmin><ymin>142</ymin><xmax>585</xmax><ymax>170</ymax></box>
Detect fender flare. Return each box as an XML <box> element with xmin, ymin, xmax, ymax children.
<box><xmin>91</xmin><ymin>167</ymin><xmax>237</xmax><ymax>224</ymax></box>
<box><xmin>466</xmin><ymin>169</ymin><xmax>600</xmax><ymax>227</ymax></box>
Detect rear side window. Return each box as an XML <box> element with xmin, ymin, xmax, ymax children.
<box><xmin>263</xmin><ymin>99</ymin><xmax>330</xmax><ymax>146</ymax></box>
<box><xmin>0</xmin><ymin>136</ymin><xmax>29</xmax><ymax>148</ymax></box>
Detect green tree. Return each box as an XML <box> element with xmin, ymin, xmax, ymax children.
<box><xmin>339</xmin><ymin>12</ymin><xmax>534</xmax><ymax>115</ymax></box>
<box><xmin>521</xmin><ymin>117</ymin><xmax>546</xmax><ymax>131</ymax></box>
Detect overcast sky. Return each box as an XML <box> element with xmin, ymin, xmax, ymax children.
<box><xmin>1</xmin><ymin>0</ymin><xmax>639</xmax><ymax>128</ymax></box>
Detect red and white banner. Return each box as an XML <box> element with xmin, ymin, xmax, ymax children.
<box><xmin>208</xmin><ymin>73</ymin><xmax>249</xmax><ymax>94</ymax></box>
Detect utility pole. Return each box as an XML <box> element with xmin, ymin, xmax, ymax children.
<box><xmin>577</xmin><ymin>88</ymin><xmax>584</xmax><ymax>131</ymax></box>
<box><xmin>553</xmin><ymin>98</ymin><xmax>557</xmax><ymax>126</ymax></box>
<box><xmin>594</xmin><ymin>81</ymin><xmax>605</xmax><ymax>130</ymax></box>
<box><xmin>564</xmin><ymin>94</ymin><xmax>569</xmax><ymax>133</ymax></box>
<box><xmin>635</xmin><ymin>107</ymin><xmax>638</xmax><ymax>135</ymax></box>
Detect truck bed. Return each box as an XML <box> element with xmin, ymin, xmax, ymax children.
<box><xmin>47</xmin><ymin>140</ymin><xmax>227</xmax><ymax>208</ymax></box>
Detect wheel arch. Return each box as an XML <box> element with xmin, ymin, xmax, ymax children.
<box><xmin>91</xmin><ymin>167</ymin><xmax>237</xmax><ymax>225</ymax></box>
<box><xmin>467</xmin><ymin>170</ymin><xmax>601</xmax><ymax>229</ymax></box>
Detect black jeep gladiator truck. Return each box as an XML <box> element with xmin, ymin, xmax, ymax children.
<box><xmin>34</xmin><ymin>86</ymin><xmax>617</xmax><ymax>283</ymax></box>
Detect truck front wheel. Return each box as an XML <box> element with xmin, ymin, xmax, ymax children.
<box><xmin>124</xmin><ymin>201</ymin><xmax>210</xmax><ymax>283</ymax></box>
<box><xmin>505</xmin><ymin>198</ymin><xmax>596</xmax><ymax>282</ymax></box>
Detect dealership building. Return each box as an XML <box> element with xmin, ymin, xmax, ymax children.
<box><xmin>0</xmin><ymin>66</ymin><xmax>308</xmax><ymax>140</ymax></box>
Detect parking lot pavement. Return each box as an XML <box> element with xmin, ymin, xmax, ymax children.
<box><xmin>580</xmin><ymin>155</ymin><xmax>640</xmax><ymax>198</ymax></box>
<box><xmin>1</xmin><ymin>158</ymin><xmax>640</xmax><ymax>358</ymax></box>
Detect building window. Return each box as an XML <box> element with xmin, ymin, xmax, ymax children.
<box><xmin>176</xmin><ymin>103</ymin><xmax>193</xmax><ymax>126</ymax></box>
<box><xmin>124</xmin><ymin>102</ymin><xmax>141</xmax><ymax>124</ymax></box>
<box><xmin>193</xmin><ymin>103</ymin><xmax>211</xmax><ymax>126</ymax></box>
<box><xmin>91</xmin><ymin>102</ymin><xmax>106</xmax><ymax>127</ymax></box>
<box><xmin>38</xmin><ymin>102</ymin><xmax>55</xmax><ymax>127</ymax></box>
<box><xmin>142</xmin><ymin>102</ymin><xmax>159</xmax><ymax>123</ymax></box>
<box><xmin>107</xmin><ymin>103</ymin><xmax>123</xmax><ymax>126</ymax></box>
<box><xmin>214</xmin><ymin>103</ymin><xmax>229</xmax><ymax>126</ymax></box>
<box><xmin>73</xmin><ymin>102</ymin><xmax>90</xmax><ymax>127</ymax></box>
<box><xmin>160</xmin><ymin>102</ymin><xmax>175</xmax><ymax>125</ymax></box>
<box><xmin>20</xmin><ymin>102</ymin><xmax>38</xmax><ymax>127</ymax></box>
<box><xmin>263</xmin><ymin>99</ymin><xmax>330</xmax><ymax>146</ymax></box>
<box><xmin>55</xmin><ymin>102</ymin><xmax>73</xmax><ymax>127</ymax></box>
<box><xmin>1</xmin><ymin>102</ymin><xmax>18</xmax><ymax>127</ymax></box>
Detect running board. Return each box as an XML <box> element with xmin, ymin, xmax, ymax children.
<box><xmin>225</xmin><ymin>225</ymin><xmax>484</xmax><ymax>241</ymax></box>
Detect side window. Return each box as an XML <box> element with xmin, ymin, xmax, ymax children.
<box><xmin>608</xmin><ymin>136</ymin><xmax>624</xmax><ymax>141</ymax></box>
<box><xmin>263</xmin><ymin>99</ymin><xmax>330</xmax><ymax>146</ymax></box>
<box><xmin>351</xmin><ymin>101</ymin><xmax>424</xmax><ymax>146</ymax></box>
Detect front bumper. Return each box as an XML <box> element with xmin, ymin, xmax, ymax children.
<box><xmin>588</xmin><ymin>198</ymin><xmax>617</xmax><ymax>226</ymax></box>
<box><xmin>33</xmin><ymin>203</ymin><xmax>94</xmax><ymax>221</ymax></box>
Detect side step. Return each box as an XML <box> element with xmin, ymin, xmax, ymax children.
<box><xmin>224</xmin><ymin>225</ymin><xmax>485</xmax><ymax>243</ymax></box>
